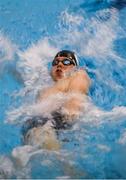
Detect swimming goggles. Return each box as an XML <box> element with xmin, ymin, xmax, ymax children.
<box><xmin>52</xmin><ymin>58</ymin><xmax>76</xmax><ymax>66</ymax></box>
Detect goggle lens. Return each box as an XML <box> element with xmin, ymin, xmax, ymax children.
<box><xmin>52</xmin><ymin>58</ymin><xmax>75</xmax><ymax>66</ymax></box>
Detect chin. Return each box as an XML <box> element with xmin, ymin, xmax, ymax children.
<box><xmin>53</xmin><ymin>73</ymin><xmax>64</xmax><ymax>81</ymax></box>
<box><xmin>55</xmin><ymin>75</ymin><xmax>63</xmax><ymax>81</ymax></box>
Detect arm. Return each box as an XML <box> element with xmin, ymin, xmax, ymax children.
<box><xmin>63</xmin><ymin>69</ymin><xmax>91</xmax><ymax>120</ymax></box>
<box><xmin>68</xmin><ymin>69</ymin><xmax>91</xmax><ymax>94</ymax></box>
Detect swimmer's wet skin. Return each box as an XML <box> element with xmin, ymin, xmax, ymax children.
<box><xmin>22</xmin><ymin>50</ymin><xmax>91</xmax><ymax>150</ymax></box>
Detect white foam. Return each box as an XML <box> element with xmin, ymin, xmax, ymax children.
<box><xmin>56</xmin><ymin>8</ymin><xmax>121</xmax><ymax>60</ymax></box>
<box><xmin>6</xmin><ymin>92</ymin><xmax>66</xmax><ymax>124</ymax></box>
<box><xmin>40</xmin><ymin>159</ymin><xmax>52</xmax><ymax>166</ymax></box>
<box><xmin>59</xmin><ymin>10</ymin><xmax>84</xmax><ymax>29</ymax></box>
<box><xmin>11</xmin><ymin>145</ymin><xmax>59</xmax><ymax>167</ymax></box>
<box><xmin>97</xmin><ymin>144</ymin><xmax>111</xmax><ymax>152</ymax></box>
<box><xmin>0</xmin><ymin>32</ymin><xmax>17</xmax><ymax>62</ymax></box>
<box><xmin>6</xmin><ymin>92</ymin><xmax>85</xmax><ymax>124</ymax></box>
<box><xmin>82</xmin><ymin>15</ymin><xmax>116</xmax><ymax>58</ymax></box>
<box><xmin>12</xmin><ymin>145</ymin><xmax>37</xmax><ymax>167</ymax></box>
<box><xmin>0</xmin><ymin>156</ymin><xmax>15</xmax><ymax>178</ymax></box>
<box><xmin>118</xmin><ymin>129</ymin><xmax>126</xmax><ymax>145</ymax></box>
<box><xmin>80</xmin><ymin>98</ymin><xmax>126</xmax><ymax>126</ymax></box>
<box><xmin>17</xmin><ymin>38</ymin><xmax>58</xmax><ymax>86</ymax></box>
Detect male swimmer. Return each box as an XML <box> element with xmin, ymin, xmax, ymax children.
<box><xmin>22</xmin><ymin>50</ymin><xmax>91</xmax><ymax>150</ymax></box>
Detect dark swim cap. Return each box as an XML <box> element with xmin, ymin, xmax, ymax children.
<box><xmin>54</xmin><ymin>50</ymin><xmax>79</xmax><ymax>66</ymax></box>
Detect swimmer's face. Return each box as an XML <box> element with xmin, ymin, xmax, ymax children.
<box><xmin>51</xmin><ymin>57</ymin><xmax>75</xmax><ymax>81</ymax></box>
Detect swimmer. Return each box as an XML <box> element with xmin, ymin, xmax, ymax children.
<box><xmin>22</xmin><ymin>50</ymin><xmax>91</xmax><ymax>150</ymax></box>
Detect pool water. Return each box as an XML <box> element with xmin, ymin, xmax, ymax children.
<box><xmin>1</xmin><ymin>0</ymin><xmax>126</xmax><ymax>178</ymax></box>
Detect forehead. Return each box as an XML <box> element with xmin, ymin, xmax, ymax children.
<box><xmin>54</xmin><ymin>56</ymin><xmax>67</xmax><ymax>61</ymax></box>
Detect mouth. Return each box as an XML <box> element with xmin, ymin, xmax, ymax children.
<box><xmin>55</xmin><ymin>69</ymin><xmax>64</xmax><ymax>78</ymax></box>
<box><xmin>56</xmin><ymin>69</ymin><xmax>62</xmax><ymax>73</ymax></box>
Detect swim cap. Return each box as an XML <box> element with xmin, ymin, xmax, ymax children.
<box><xmin>54</xmin><ymin>50</ymin><xmax>79</xmax><ymax>66</ymax></box>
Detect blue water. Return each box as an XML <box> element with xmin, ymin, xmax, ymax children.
<box><xmin>1</xmin><ymin>0</ymin><xmax>126</xmax><ymax>178</ymax></box>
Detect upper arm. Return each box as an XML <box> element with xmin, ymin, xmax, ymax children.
<box><xmin>68</xmin><ymin>70</ymin><xmax>91</xmax><ymax>94</ymax></box>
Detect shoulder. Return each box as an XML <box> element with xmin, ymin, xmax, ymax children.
<box><xmin>72</xmin><ymin>69</ymin><xmax>90</xmax><ymax>82</ymax></box>
<box><xmin>68</xmin><ymin>69</ymin><xmax>91</xmax><ymax>94</ymax></box>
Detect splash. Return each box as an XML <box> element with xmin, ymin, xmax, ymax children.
<box><xmin>0</xmin><ymin>32</ymin><xmax>17</xmax><ymax>76</ymax></box>
<box><xmin>53</xmin><ymin>8</ymin><xmax>121</xmax><ymax>58</ymax></box>
<box><xmin>0</xmin><ymin>32</ymin><xmax>17</xmax><ymax>63</ymax></box>
<box><xmin>118</xmin><ymin>129</ymin><xmax>126</xmax><ymax>145</ymax></box>
<box><xmin>17</xmin><ymin>38</ymin><xmax>58</xmax><ymax>86</ymax></box>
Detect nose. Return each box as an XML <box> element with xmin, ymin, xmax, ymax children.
<box><xmin>57</xmin><ymin>62</ymin><xmax>63</xmax><ymax>68</ymax></box>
